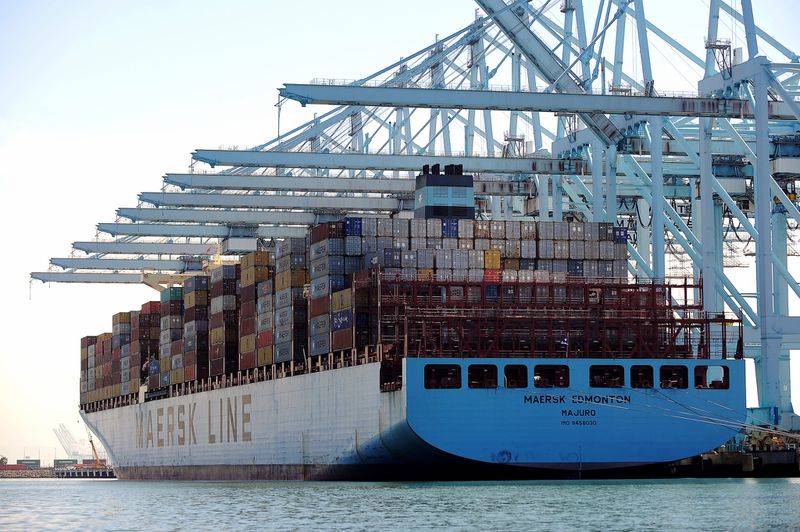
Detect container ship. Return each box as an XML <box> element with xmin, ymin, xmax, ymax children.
<box><xmin>78</xmin><ymin>168</ymin><xmax>746</xmax><ymax>480</ymax></box>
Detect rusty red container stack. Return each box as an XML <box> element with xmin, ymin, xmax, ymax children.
<box><xmin>183</xmin><ymin>275</ymin><xmax>210</xmax><ymax>382</ymax></box>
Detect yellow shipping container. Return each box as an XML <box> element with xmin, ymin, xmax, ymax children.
<box><xmin>184</xmin><ymin>290</ymin><xmax>209</xmax><ymax>308</ymax></box>
<box><xmin>331</xmin><ymin>289</ymin><xmax>352</xmax><ymax>312</ymax></box>
<box><xmin>241</xmin><ymin>266</ymin><xmax>271</xmax><ymax>287</ymax></box>
<box><xmin>171</xmin><ymin>368</ymin><xmax>185</xmax><ymax>384</ymax></box>
<box><xmin>503</xmin><ymin>258</ymin><xmax>520</xmax><ymax>271</ymax></box>
<box><xmin>240</xmin><ymin>334</ymin><xmax>256</xmax><ymax>354</ymax></box>
<box><xmin>210</xmin><ymin>327</ymin><xmax>225</xmax><ymax>345</ymax></box>
<box><xmin>485</xmin><ymin>250</ymin><xmax>502</xmax><ymax>270</ymax></box>
<box><xmin>241</xmin><ymin>250</ymin><xmax>270</xmax><ymax>269</ymax></box>
<box><xmin>417</xmin><ymin>268</ymin><xmax>434</xmax><ymax>281</ymax></box>
<box><xmin>257</xmin><ymin>346</ymin><xmax>274</xmax><ymax>366</ymax></box>
<box><xmin>160</xmin><ymin>357</ymin><xmax>171</xmax><ymax>373</ymax></box>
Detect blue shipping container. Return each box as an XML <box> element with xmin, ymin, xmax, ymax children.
<box><xmin>149</xmin><ymin>360</ymin><xmax>160</xmax><ymax>376</ymax></box>
<box><xmin>332</xmin><ymin>308</ymin><xmax>353</xmax><ymax>331</ymax></box>
<box><xmin>344</xmin><ymin>217</ymin><xmax>363</xmax><ymax>236</ymax></box>
<box><xmin>613</xmin><ymin>226</ymin><xmax>628</xmax><ymax>243</ymax></box>
<box><xmin>442</xmin><ymin>218</ymin><xmax>459</xmax><ymax>238</ymax></box>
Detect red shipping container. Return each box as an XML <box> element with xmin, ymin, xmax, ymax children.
<box><xmin>240</xmin><ymin>351</ymin><xmax>256</xmax><ymax>370</ymax></box>
<box><xmin>184</xmin><ymin>364</ymin><xmax>196</xmax><ymax>381</ymax></box>
<box><xmin>240</xmin><ymin>316</ymin><xmax>256</xmax><ymax>336</ymax></box>
<box><xmin>256</xmin><ymin>330</ymin><xmax>273</xmax><ymax>348</ymax></box>
<box><xmin>209</xmin><ymin>357</ymin><xmax>225</xmax><ymax>376</ymax></box>
<box><xmin>484</xmin><ymin>269</ymin><xmax>502</xmax><ymax>283</ymax></box>
<box><xmin>240</xmin><ymin>301</ymin><xmax>256</xmax><ymax>319</ymax></box>
<box><xmin>184</xmin><ymin>350</ymin><xmax>196</xmax><ymax>366</ymax></box>
<box><xmin>310</xmin><ymin>296</ymin><xmax>330</xmax><ymax>318</ymax></box>
<box><xmin>141</xmin><ymin>301</ymin><xmax>161</xmax><ymax>314</ymax></box>
<box><xmin>240</xmin><ymin>284</ymin><xmax>256</xmax><ymax>303</ymax></box>
<box><xmin>111</xmin><ymin>348</ymin><xmax>121</xmax><ymax>361</ymax></box>
<box><xmin>332</xmin><ymin>329</ymin><xmax>353</xmax><ymax>350</ymax></box>
<box><xmin>148</xmin><ymin>375</ymin><xmax>160</xmax><ymax>389</ymax></box>
<box><xmin>171</xmin><ymin>339</ymin><xmax>183</xmax><ymax>354</ymax></box>
<box><xmin>111</xmin><ymin>359</ymin><xmax>121</xmax><ymax>373</ymax></box>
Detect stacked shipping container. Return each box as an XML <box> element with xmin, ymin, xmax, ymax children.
<box><xmin>133</xmin><ymin>301</ymin><xmax>160</xmax><ymax>392</ymax></box>
<box><xmin>275</xmin><ymin>237</ymin><xmax>309</xmax><ymax>364</ymax></box>
<box><xmin>159</xmin><ymin>287</ymin><xmax>184</xmax><ymax>388</ymax></box>
<box><xmin>183</xmin><ymin>276</ymin><xmax>209</xmax><ymax>382</ymax></box>
<box><xmin>209</xmin><ymin>264</ymin><xmax>240</xmax><ymax>376</ymax></box>
<box><xmin>240</xmin><ymin>251</ymin><xmax>271</xmax><ymax>370</ymax></box>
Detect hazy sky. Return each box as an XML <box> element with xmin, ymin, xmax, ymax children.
<box><xmin>0</xmin><ymin>1</ymin><xmax>797</xmax><ymax>463</ymax></box>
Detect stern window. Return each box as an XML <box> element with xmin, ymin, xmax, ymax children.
<box><xmin>660</xmin><ymin>365</ymin><xmax>688</xmax><ymax>389</ymax></box>
<box><xmin>424</xmin><ymin>364</ymin><xmax>461</xmax><ymax>389</ymax></box>
<box><xmin>504</xmin><ymin>365</ymin><xmax>528</xmax><ymax>388</ymax></box>
<box><xmin>590</xmin><ymin>365</ymin><xmax>625</xmax><ymax>388</ymax></box>
<box><xmin>695</xmin><ymin>365</ymin><xmax>729</xmax><ymax>389</ymax></box>
<box><xmin>630</xmin><ymin>365</ymin><xmax>654</xmax><ymax>389</ymax></box>
<box><xmin>534</xmin><ymin>365</ymin><xmax>570</xmax><ymax>388</ymax></box>
<box><xmin>468</xmin><ymin>364</ymin><xmax>498</xmax><ymax>389</ymax></box>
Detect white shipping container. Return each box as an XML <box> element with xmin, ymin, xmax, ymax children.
<box><xmin>521</xmin><ymin>240</ymin><xmax>537</xmax><ymax>259</ymax></box>
<box><xmin>534</xmin><ymin>269</ymin><xmax>551</xmax><ymax>282</ymax></box>
<box><xmin>401</xmin><ymin>251</ymin><xmax>417</xmax><ymax>268</ymax></box>
<box><xmin>417</xmin><ymin>248</ymin><xmax>435</xmax><ymax>269</ymax></box>
<box><xmin>474</xmin><ymin>238</ymin><xmax>490</xmax><ymax>251</ymax></box>
<box><xmin>436</xmin><ymin>269</ymin><xmax>452</xmax><ymax>282</ymax></box>
<box><xmin>569</xmin><ymin>222</ymin><xmax>585</xmax><ymax>241</ymax></box>
<box><xmin>452</xmin><ymin>269</ymin><xmax>468</xmax><ymax>282</ymax></box>
<box><xmin>426</xmin><ymin>237</ymin><xmax>442</xmax><ymax>249</ymax></box>
<box><xmin>426</xmin><ymin>219</ymin><xmax>442</xmax><ymax>238</ymax></box>
<box><xmin>377</xmin><ymin>218</ymin><xmax>393</xmax><ymax>237</ymax></box>
<box><xmin>362</xmin><ymin>237</ymin><xmax>378</xmax><ymax>254</ymax></box>
<box><xmin>468</xmin><ymin>250</ymin><xmax>485</xmax><ymax>269</ymax></box>
<box><xmin>468</xmin><ymin>269</ymin><xmax>484</xmax><ymax>282</ymax></box>
<box><xmin>210</xmin><ymin>295</ymin><xmax>237</xmax><ymax>314</ymax></box>
<box><xmin>442</xmin><ymin>238</ymin><xmax>458</xmax><ymax>250</ymax></box>
<box><xmin>452</xmin><ymin>250</ymin><xmax>470</xmax><ymax>270</ymax></box>
<box><xmin>538</xmin><ymin>239</ymin><xmax>555</xmax><ymax>259</ymax></box>
<box><xmin>554</xmin><ymin>241</ymin><xmax>570</xmax><ymax>259</ymax></box>
<box><xmin>553</xmin><ymin>221</ymin><xmax>570</xmax><ymax>240</ymax></box>
<box><xmin>393</xmin><ymin>238</ymin><xmax>409</xmax><ymax>250</ymax></box>
<box><xmin>505</xmin><ymin>221</ymin><xmax>521</xmax><ymax>239</ymax></box>
<box><xmin>613</xmin><ymin>260</ymin><xmax>628</xmax><ymax>278</ymax></box>
<box><xmin>401</xmin><ymin>268</ymin><xmax>417</xmax><ymax>280</ymax></box>
<box><xmin>584</xmin><ymin>222</ymin><xmax>600</xmax><ymax>241</ymax></box>
<box><xmin>362</xmin><ymin>217</ymin><xmax>378</xmax><ymax>237</ymax></box>
<box><xmin>505</xmin><ymin>240</ymin><xmax>521</xmax><ymax>258</ymax></box>
<box><xmin>490</xmin><ymin>221</ymin><xmax>506</xmax><ymax>239</ymax></box>
<box><xmin>518</xmin><ymin>269</ymin><xmax>534</xmax><ymax>282</ymax></box>
<box><xmin>410</xmin><ymin>237</ymin><xmax>427</xmax><ymax>250</ymax></box>
<box><xmin>520</xmin><ymin>221</ymin><xmax>537</xmax><ymax>239</ymax></box>
<box><xmin>585</xmin><ymin>241</ymin><xmax>600</xmax><ymax>260</ymax></box>
<box><xmin>569</xmin><ymin>241</ymin><xmax>585</xmax><ymax>260</ymax></box>
<box><xmin>377</xmin><ymin>237</ymin><xmax>394</xmax><ymax>251</ymax></box>
<box><xmin>538</xmin><ymin>221</ymin><xmax>554</xmax><ymax>240</ymax></box>
<box><xmin>392</xmin><ymin>218</ymin><xmax>409</xmax><ymax>238</ymax></box>
<box><xmin>599</xmin><ymin>241</ymin><xmax>615</xmax><ymax>260</ymax></box>
<box><xmin>434</xmin><ymin>249</ymin><xmax>452</xmax><ymax>269</ymax></box>
<box><xmin>458</xmin><ymin>219</ymin><xmax>474</xmax><ymax>239</ymax></box>
<box><xmin>615</xmin><ymin>242</ymin><xmax>628</xmax><ymax>260</ymax></box>
<box><xmin>410</xmin><ymin>219</ymin><xmax>427</xmax><ymax>238</ymax></box>
<box><xmin>502</xmin><ymin>270</ymin><xmax>518</xmax><ymax>282</ymax></box>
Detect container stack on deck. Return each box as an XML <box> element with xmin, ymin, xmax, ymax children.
<box><xmin>133</xmin><ymin>302</ymin><xmax>160</xmax><ymax>390</ymax></box>
<box><xmin>183</xmin><ymin>276</ymin><xmax>209</xmax><ymax>382</ymax></box>
<box><xmin>79</xmin><ymin>336</ymin><xmax>95</xmax><ymax>405</ymax></box>
<box><xmin>159</xmin><ymin>287</ymin><xmax>183</xmax><ymax>388</ymax></box>
<box><xmin>82</xmin><ymin>205</ymin><xmax>744</xmax><ymax>414</ymax></box>
<box><xmin>239</xmin><ymin>251</ymin><xmax>272</xmax><ymax>371</ymax></box>
<box><xmin>111</xmin><ymin>312</ymin><xmax>130</xmax><ymax>397</ymax></box>
<box><xmin>209</xmin><ymin>264</ymin><xmax>240</xmax><ymax>376</ymax></box>
<box><xmin>275</xmin><ymin>238</ymin><xmax>309</xmax><ymax>364</ymax></box>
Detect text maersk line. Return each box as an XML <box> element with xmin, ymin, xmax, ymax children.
<box><xmin>135</xmin><ymin>394</ymin><xmax>252</xmax><ymax>449</ymax></box>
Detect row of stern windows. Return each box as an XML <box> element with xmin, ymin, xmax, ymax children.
<box><xmin>424</xmin><ymin>364</ymin><xmax>730</xmax><ymax>390</ymax></box>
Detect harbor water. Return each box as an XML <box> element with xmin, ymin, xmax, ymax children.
<box><xmin>1</xmin><ymin>478</ymin><xmax>799</xmax><ymax>530</ymax></box>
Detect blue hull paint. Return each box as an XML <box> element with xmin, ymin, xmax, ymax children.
<box><xmin>399</xmin><ymin>358</ymin><xmax>746</xmax><ymax>471</ymax></box>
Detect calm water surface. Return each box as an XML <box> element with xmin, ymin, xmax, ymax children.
<box><xmin>1</xmin><ymin>477</ymin><xmax>799</xmax><ymax>530</ymax></box>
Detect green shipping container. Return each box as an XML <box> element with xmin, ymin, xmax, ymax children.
<box><xmin>17</xmin><ymin>459</ymin><xmax>41</xmax><ymax>469</ymax></box>
<box><xmin>54</xmin><ymin>459</ymin><xmax>78</xmax><ymax>467</ymax></box>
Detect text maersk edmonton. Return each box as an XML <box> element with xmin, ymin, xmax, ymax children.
<box><xmin>523</xmin><ymin>394</ymin><xmax>632</xmax><ymax>404</ymax></box>
<box><xmin>135</xmin><ymin>394</ymin><xmax>253</xmax><ymax>449</ymax></box>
